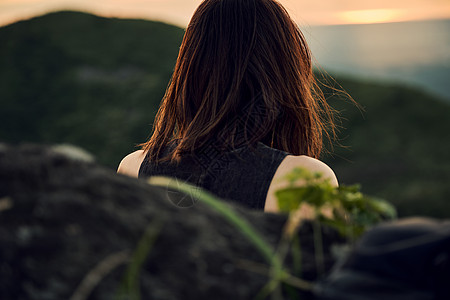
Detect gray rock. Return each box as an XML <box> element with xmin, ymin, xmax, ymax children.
<box><xmin>0</xmin><ymin>144</ymin><xmax>344</xmax><ymax>300</ymax></box>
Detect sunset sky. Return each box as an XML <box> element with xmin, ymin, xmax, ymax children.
<box><xmin>1</xmin><ymin>0</ymin><xmax>450</xmax><ymax>28</ymax></box>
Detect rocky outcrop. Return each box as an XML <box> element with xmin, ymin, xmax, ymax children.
<box><xmin>315</xmin><ymin>217</ymin><xmax>450</xmax><ymax>300</ymax></box>
<box><xmin>0</xmin><ymin>144</ymin><xmax>344</xmax><ymax>300</ymax></box>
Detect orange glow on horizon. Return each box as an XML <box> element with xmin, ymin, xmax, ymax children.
<box><xmin>337</xmin><ymin>9</ymin><xmax>404</xmax><ymax>25</ymax></box>
<box><xmin>0</xmin><ymin>1</ymin><xmax>450</xmax><ymax>28</ymax></box>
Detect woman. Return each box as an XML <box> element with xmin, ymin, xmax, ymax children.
<box><xmin>118</xmin><ymin>0</ymin><xmax>338</xmax><ymax>212</ymax></box>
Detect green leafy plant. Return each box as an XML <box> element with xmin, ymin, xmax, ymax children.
<box><xmin>276</xmin><ymin>167</ymin><xmax>397</xmax><ymax>240</ymax></box>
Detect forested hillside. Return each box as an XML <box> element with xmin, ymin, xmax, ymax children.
<box><xmin>0</xmin><ymin>11</ymin><xmax>184</xmax><ymax>165</ymax></box>
<box><xmin>321</xmin><ymin>77</ymin><xmax>450</xmax><ymax>218</ymax></box>
<box><xmin>1</xmin><ymin>11</ymin><xmax>449</xmax><ymax>218</ymax></box>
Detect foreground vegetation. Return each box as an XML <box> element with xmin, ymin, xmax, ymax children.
<box><xmin>148</xmin><ymin>168</ymin><xmax>396</xmax><ymax>299</ymax></box>
<box><xmin>0</xmin><ymin>11</ymin><xmax>448</xmax><ymax>218</ymax></box>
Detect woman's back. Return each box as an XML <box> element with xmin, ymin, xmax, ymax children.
<box><xmin>118</xmin><ymin>0</ymin><xmax>341</xmax><ymax>212</ymax></box>
<box><xmin>118</xmin><ymin>144</ymin><xmax>338</xmax><ymax>212</ymax></box>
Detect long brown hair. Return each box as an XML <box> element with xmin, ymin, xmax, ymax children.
<box><xmin>142</xmin><ymin>0</ymin><xmax>336</xmax><ymax>161</ymax></box>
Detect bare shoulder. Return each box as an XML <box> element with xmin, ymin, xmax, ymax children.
<box><xmin>264</xmin><ymin>155</ymin><xmax>338</xmax><ymax>212</ymax></box>
<box><xmin>117</xmin><ymin>150</ymin><xmax>146</xmax><ymax>178</ymax></box>
<box><xmin>280</xmin><ymin>155</ymin><xmax>338</xmax><ymax>186</ymax></box>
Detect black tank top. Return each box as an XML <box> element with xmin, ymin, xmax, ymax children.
<box><xmin>139</xmin><ymin>142</ymin><xmax>289</xmax><ymax>210</ymax></box>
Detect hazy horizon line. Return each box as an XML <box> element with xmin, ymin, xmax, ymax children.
<box><xmin>2</xmin><ymin>8</ymin><xmax>449</xmax><ymax>29</ymax></box>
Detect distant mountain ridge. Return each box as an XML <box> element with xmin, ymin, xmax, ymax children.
<box><xmin>0</xmin><ymin>11</ymin><xmax>449</xmax><ymax>218</ymax></box>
